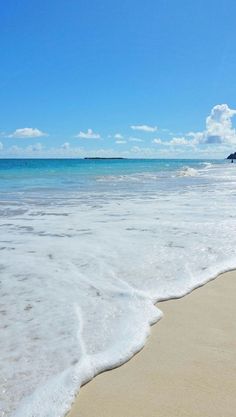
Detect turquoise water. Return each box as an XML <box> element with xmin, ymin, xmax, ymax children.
<box><xmin>0</xmin><ymin>158</ymin><xmax>222</xmax><ymax>194</ymax></box>
<box><xmin>2</xmin><ymin>157</ymin><xmax>236</xmax><ymax>417</ymax></box>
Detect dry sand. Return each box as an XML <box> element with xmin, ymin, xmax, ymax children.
<box><xmin>68</xmin><ymin>270</ymin><xmax>236</xmax><ymax>417</ymax></box>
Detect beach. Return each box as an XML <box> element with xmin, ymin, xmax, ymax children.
<box><xmin>2</xmin><ymin>2</ymin><xmax>236</xmax><ymax>415</ymax></box>
<box><xmin>2</xmin><ymin>159</ymin><xmax>236</xmax><ymax>417</ymax></box>
<box><xmin>68</xmin><ymin>270</ymin><xmax>236</xmax><ymax>417</ymax></box>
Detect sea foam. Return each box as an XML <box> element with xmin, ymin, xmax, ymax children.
<box><xmin>1</xmin><ymin>160</ymin><xmax>236</xmax><ymax>417</ymax></box>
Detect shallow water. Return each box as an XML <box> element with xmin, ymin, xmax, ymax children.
<box><xmin>1</xmin><ymin>158</ymin><xmax>236</xmax><ymax>417</ymax></box>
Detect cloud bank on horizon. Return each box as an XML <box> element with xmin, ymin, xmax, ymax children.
<box><xmin>0</xmin><ymin>104</ymin><xmax>236</xmax><ymax>158</ymax></box>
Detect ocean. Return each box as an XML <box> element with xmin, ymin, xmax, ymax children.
<box><xmin>1</xmin><ymin>158</ymin><xmax>236</xmax><ymax>417</ymax></box>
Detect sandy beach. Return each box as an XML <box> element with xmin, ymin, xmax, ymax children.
<box><xmin>68</xmin><ymin>270</ymin><xmax>236</xmax><ymax>417</ymax></box>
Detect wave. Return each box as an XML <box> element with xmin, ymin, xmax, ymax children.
<box><xmin>95</xmin><ymin>172</ymin><xmax>161</xmax><ymax>182</ymax></box>
<box><xmin>200</xmin><ymin>162</ymin><xmax>213</xmax><ymax>169</ymax></box>
<box><xmin>176</xmin><ymin>166</ymin><xmax>199</xmax><ymax>177</ymax></box>
<box><xmin>2</xmin><ymin>161</ymin><xmax>236</xmax><ymax>417</ymax></box>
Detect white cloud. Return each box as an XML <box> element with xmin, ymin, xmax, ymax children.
<box><xmin>129</xmin><ymin>137</ymin><xmax>144</xmax><ymax>142</ymax></box>
<box><xmin>62</xmin><ymin>142</ymin><xmax>70</xmax><ymax>149</ymax></box>
<box><xmin>152</xmin><ymin>138</ymin><xmax>163</xmax><ymax>144</ymax></box>
<box><xmin>1</xmin><ymin>104</ymin><xmax>234</xmax><ymax>159</ymax></box>
<box><xmin>2</xmin><ymin>144</ymin><xmax>84</xmax><ymax>158</ymax></box>
<box><xmin>8</xmin><ymin>128</ymin><xmax>48</xmax><ymax>138</ymax></box>
<box><xmin>205</xmin><ymin>104</ymin><xmax>236</xmax><ymax>144</ymax></box>
<box><xmin>75</xmin><ymin>128</ymin><xmax>101</xmax><ymax>139</ymax></box>
<box><xmin>115</xmin><ymin>140</ymin><xmax>127</xmax><ymax>144</ymax></box>
<box><xmin>187</xmin><ymin>131</ymin><xmax>204</xmax><ymax>144</ymax></box>
<box><xmin>152</xmin><ymin>136</ymin><xmax>194</xmax><ymax>147</ymax></box>
<box><xmin>170</xmin><ymin>137</ymin><xmax>190</xmax><ymax>146</ymax></box>
<box><xmin>114</xmin><ymin>133</ymin><xmax>123</xmax><ymax>139</ymax></box>
<box><xmin>187</xmin><ymin>104</ymin><xmax>236</xmax><ymax>145</ymax></box>
<box><xmin>0</xmin><ymin>141</ymin><xmax>229</xmax><ymax>159</ymax></box>
<box><xmin>130</xmin><ymin>124</ymin><xmax>157</xmax><ymax>132</ymax></box>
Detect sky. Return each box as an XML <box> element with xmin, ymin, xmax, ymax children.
<box><xmin>0</xmin><ymin>0</ymin><xmax>236</xmax><ymax>159</ymax></box>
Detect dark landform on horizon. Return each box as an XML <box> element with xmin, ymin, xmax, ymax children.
<box><xmin>227</xmin><ymin>152</ymin><xmax>236</xmax><ymax>160</ymax></box>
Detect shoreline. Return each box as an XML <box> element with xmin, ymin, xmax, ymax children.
<box><xmin>67</xmin><ymin>270</ymin><xmax>236</xmax><ymax>417</ymax></box>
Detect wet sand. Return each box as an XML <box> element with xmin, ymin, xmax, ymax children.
<box><xmin>68</xmin><ymin>270</ymin><xmax>236</xmax><ymax>417</ymax></box>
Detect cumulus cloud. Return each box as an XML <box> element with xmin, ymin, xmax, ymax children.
<box><xmin>205</xmin><ymin>104</ymin><xmax>236</xmax><ymax>144</ymax></box>
<box><xmin>8</xmin><ymin>128</ymin><xmax>48</xmax><ymax>138</ymax></box>
<box><xmin>188</xmin><ymin>104</ymin><xmax>236</xmax><ymax>145</ymax></box>
<box><xmin>130</xmin><ymin>124</ymin><xmax>157</xmax><ymax>132</ymax></box>
<box><xmin>114</xmin><ymin>133</ymin><xmax>123</xmax><ymax>139</ymax></box>
<box><xmin>75</xmin><ymin>128</ymin><xmax>101</xmax><ymax>139</ymax></box>
<box><xmin>0</xmin><ymin>142</ymin><xmax>3</xmax><ymax>150</ymax></box>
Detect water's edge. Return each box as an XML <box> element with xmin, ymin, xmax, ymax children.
<box><xmin>68</xmin><ymin>264</ymin><xmax>236</xmax><ymax>414</ymax></box>
<box><xmin>2</xmin><ymin>159</ymin><xmax>236</xmax><ymax>417</ymax></box>
<box><xmin>15</xmin><ymin>264</ymin><xmax>236</xmax><ymax>417</ymax></box>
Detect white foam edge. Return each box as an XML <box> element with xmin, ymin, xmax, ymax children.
<box><xmin>13</xmin><ymin>259</ymin><xmax>236</xmax><ymax>417</ymax></box>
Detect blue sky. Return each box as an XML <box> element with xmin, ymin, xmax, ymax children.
<box><xmin>0</xmin><ymin>0</ymin><xmax>236</xmax><ymax>158</ymax></box>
